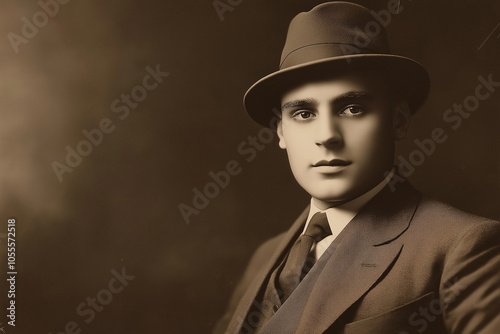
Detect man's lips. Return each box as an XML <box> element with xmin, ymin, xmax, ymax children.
<box><xmin>312</xmin><ymin>159</ymin><xmax>352</xmax><ymax>167</ymax></box>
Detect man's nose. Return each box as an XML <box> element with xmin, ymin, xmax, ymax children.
<box><xmin>314</xmin><ymin>113</ymin><xmax>343</xmax><ymax>147</ymax></box>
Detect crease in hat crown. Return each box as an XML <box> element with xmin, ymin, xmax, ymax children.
<box><xmin>279</xmin><ymin>1</ymin><xmax>391</xmax><ymax>69</ymax></box>
<box><xmin>243</xmin><ymin>1</ymin><xmax>430</xmax><ymax>127</ymax></box>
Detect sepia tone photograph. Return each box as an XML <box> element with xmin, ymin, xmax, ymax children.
<box><xmin>1</xmin><ymin>0</ymin><xmax>499</xmax><ymax>333</ymax></box>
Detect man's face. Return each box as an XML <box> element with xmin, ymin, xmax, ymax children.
<box><xmin>277</xmin><ymin>72</ymin><xmax>408</xmax><ymax>209</ymax></box>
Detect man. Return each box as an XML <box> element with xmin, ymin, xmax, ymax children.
<box><xmin>214</xmin><ymin>2</ymin><xmax>500</xmax><ymax>333</ymax></box>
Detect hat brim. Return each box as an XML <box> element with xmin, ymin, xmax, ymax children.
<box><xmin>243</xmin><ymin>54</ymin><xmax>430</xmax><ymax>127</ymax></box>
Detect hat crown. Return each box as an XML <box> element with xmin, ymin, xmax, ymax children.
<box><xmin>243</xmin><ymin>2</ymin><xmax>429</xmax><ymax>127</ymax></box>
<box><xmin>280</xmin><ymin>2</ymin><xmax>390</xmax><ymax>69</ymax></box>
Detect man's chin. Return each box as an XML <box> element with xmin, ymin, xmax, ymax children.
<box><xmin>303</xmin><ymin>180</ymin><xmax>354</xmax><ymax>198</ymax></box>
<box><xmin>308</xmin><ymin>190</ymin><xmax>358</xmax><ymax>208</ymax></box>
<box><xmin>305</xmin><ymin>184</ymin><xmax>370</xmax><ymax>208</ymax></box>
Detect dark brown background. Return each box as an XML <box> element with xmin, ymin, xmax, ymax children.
<box><xmin>0</xmin><ymin>0</ymin><xmax>499</xmax><ymax>333</ymax></box>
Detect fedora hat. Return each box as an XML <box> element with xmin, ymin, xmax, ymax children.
<box><xmin>243</xmin><ymin>1</ymin><xmax>430</xmax><ymax>126</ymax></box>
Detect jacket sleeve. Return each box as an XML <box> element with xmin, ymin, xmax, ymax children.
<box><xmin>441</xmin><ymin>219</ymin><xmax>500</xmax><ymax>333</ymax></box>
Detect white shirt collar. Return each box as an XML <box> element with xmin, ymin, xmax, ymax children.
<box><xmin>302</xmin><ymin>169</ymin><xmax>395</xmax><ymax>237</ymax></box>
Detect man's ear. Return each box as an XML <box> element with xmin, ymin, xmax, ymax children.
<box><xmin>277</xmin><ymin>120</ymin><xmax>287</xmax><ymax>149</ymax></box>
<box><xmin>393</xmin><ymin>101</ymin><xmax>411</xmax><ymax>140</ymax></box>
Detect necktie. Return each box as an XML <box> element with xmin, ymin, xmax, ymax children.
<box><xmin>278</xmin><ymin>212</ymin><xmax>332</xmax><ymax>303</ymax></box>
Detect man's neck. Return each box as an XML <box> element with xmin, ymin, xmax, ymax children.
<box><xmin>311</xmin><ymin>169</ymin><xmax>395</xmax><ymax>212</ymax></box>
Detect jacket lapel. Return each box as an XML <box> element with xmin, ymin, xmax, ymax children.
<box><xmin>228</xmin><ymin>207</ymin><xmax>310</xmax><ymax>333</ymax></box>
<box><xmin>262</xmin><ymin>182</ymin><xmax>421</xmax><ymax>334</ymax></box>
<box><xmin>295</xmin><ymin>182</ymin><xmax>422</xmax><ymax>333</ymax></box>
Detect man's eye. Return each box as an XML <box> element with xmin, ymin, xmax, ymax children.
<box><xmin>291</xmin><ymin>110</ymin><xmax>315</xmax><ymax>120</ymax></box>
<box><xmin>340</xmin><ymin>106</ymin><xmax>364</xmax><ymax>117</ymax></box>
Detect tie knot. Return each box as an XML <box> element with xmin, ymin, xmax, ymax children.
<box><xmin>304</xmin><ymin>212</ymin><xmax>332</xmax><ymax>242</ymax></box>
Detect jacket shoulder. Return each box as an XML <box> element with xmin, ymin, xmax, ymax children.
<box><xmin>412</xmin><ymin>195</ymin><xmax>497</xmax><ymax>230</ymax></box>
<box><xmin>413</xmin><ymin>198</ymin><xmax>500</xmax><ymax>333</ymax></box>
<box><xmin>402</xmin><ymin>194</ymin><xmax>500</xmax><ymax>271</ymax></box>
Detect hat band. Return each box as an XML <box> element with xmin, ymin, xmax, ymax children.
<box><xmin>280</xmin><ymin>43</ymin><xmax>387</xmax><ymax>69</ymax></box>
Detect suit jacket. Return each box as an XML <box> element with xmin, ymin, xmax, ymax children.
<box><xmin>214</xmin><ymin>181</ymin><xmax>500</xmax><ymax>334</ymax></box>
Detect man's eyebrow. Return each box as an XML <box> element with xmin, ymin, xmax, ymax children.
<box><xmin>332</xmin><ymin>91</ymin><xmax>373</xmax><ymax>104</ymax></box>
<box><xmin>281</xmin><ymin>98</ymin><xmax>317</xmax><ymax>112</ymax></box>
<box><xmin>281</xmin><ymin>91</ymin><xmax>373</xmax><ymax>112</ymax></box>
